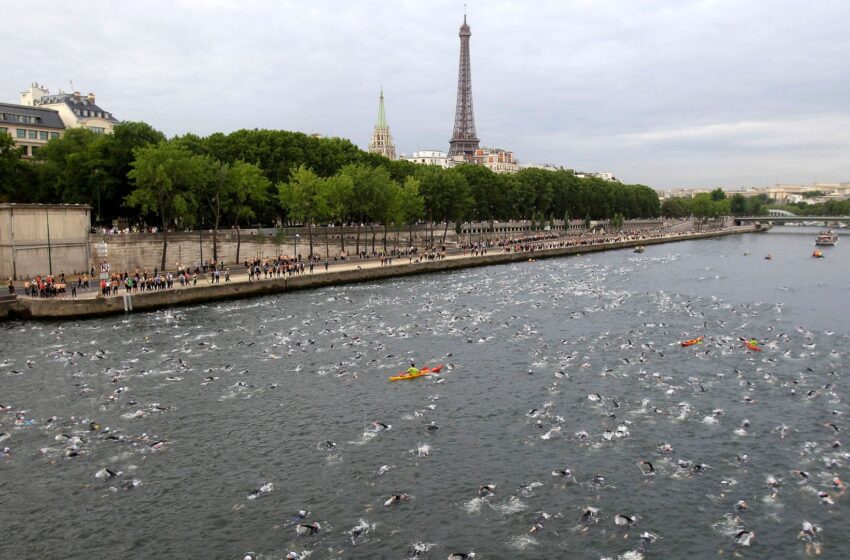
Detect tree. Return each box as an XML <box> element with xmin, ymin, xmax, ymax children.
<box><xmin>189</xmin><ymin>155</ymin><xmax>223</xmax><ymax>258</ymax></box>
<box><xmin>273</xmin><ymin>227</ymin><xmax>288</xmax><ymax>257</ymax></box>
<box><xmin>126</xmin><ymin>141</ymin><xmax>201</xmax><ymax>270</ymax></box>
<box><xmin>323</xmin><ymin>173</ymin><xmax>354</xmax><ymax>256</ymax></box>
<box><xmin>398</xmin><ymin>176</ymin><xmax>425</xmax><ymax>249</ymax></box>
<box><xmin>611</xmin><ymin>212</ymin><xmax>625</xmax><ymax>229</ymax></box>
<box><xmin>227</xmin><ymin>161</ymin><xmax>270</xmax><ymax>264</ymax></box>
<box><xmin>278</xmin><ymin>165</ymin><xmax>328</xmax><ymax>259</ymax></box>
<box><xmin>0</xmin><ymin>134</ymin><xmax>36</xmax><ymax>203</ymax></box>
<box><xmin>661</xmin><ymin>198</ymin><xmax>688</xmax><ymax>218</ymax></box>
<box><xmin>747</xmin><ymin>197</ymin><xmax>764</xmax><ymax>217</ymax></box>
<box><xmin>33</xmin><ymin>128</ymin><xmax>100</xmax><ymax>210</ymax></box>
<box><xmin>369</xmin><ymin>179</ymin><xmax>403</xmax><ymax>253</ymax></box>
<box><xmin>253</xmin><ymin>230</ymin><xmax>267</xmax><ymax>258</ymax></box>
<box><xmin>415</xmin><ymin>166</ymin><xmax>470</xmax><ymax>245</ymax></box>
<box><xmin>360</xmin><ymin>169</ymin><xmax>400</xmax><ymax>253</ymax></box>
<box><xmin>96</xmin><ymin>121</ymin><xmax>166</xmax><ymax>224</ymax></box>
<box><xmin>710</xmin><ymin>188</ymin><xmax>726</xmax><ymax>201</ymax></box>
<box><xmin>339</xmin><ymin>163</ymin><xmax>382</xmax><ymax>255</ymax></box>
<box><xmin>33</xmin><ymin>122</ymin><xmax>165</xmax><ymax>223</ymax></box>
<box><xmin>729</xmin><ymin>194</ymin><xmax>748</xmax><ymax>216</ymax></box>
<box><xmin>454</xmin><ymin>163</ymin><xmax>506</xmax><ymax>222</ymax></box>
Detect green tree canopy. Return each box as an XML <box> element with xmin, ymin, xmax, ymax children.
<box><xmin>277</xmin><ymin>165</ymin><xmax>328</xmax><ymax>258</ymax></box>
<box><xmin>126</xmin><ymin>141</ymin><xmax>204</xmax><ymax>269</ymax></box>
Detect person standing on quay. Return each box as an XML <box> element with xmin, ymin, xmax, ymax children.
<box><xmin>324</xmin><ymin>259</ymin><xmax>329</xmax><ymax>272</ymax></box>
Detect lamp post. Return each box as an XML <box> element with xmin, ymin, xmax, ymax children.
<box><xmin>294</xmin><ymin>233</ymin><xmax>300</xmax><ymax>261</ymax></box>
<box><xmin>95</xmin><ymin>168</ymin><xmax>102</xmax><ymax>224</ymax></box>
<box><xmin>46</xmin><ymin>209</ymin><xmax>53</xmax><ymax>275</ymax></box>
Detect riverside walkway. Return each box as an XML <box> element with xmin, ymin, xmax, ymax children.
<box><xmin>1</xmin><ymin>225</ymin><xmax>761</xmax><ymax>320</ymax></box>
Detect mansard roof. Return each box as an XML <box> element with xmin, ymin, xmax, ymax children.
<box><xmin>0</xmin><ymin>102</ymin><xmax>65</xmax><ymax>129</ymax></box>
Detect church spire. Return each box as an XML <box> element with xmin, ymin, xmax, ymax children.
<box><xmin>368</xmin><ymin>88</ymin><xmax>396</xmax><ymax>160</ymax></box>
<box><xmin>376</xmin><ymin>87</ymin><xmax>387</xmax><ymax>128</ymax></box>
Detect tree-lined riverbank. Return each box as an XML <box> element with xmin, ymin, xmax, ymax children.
<box><xmin>1</xmin><ymin>224</ymin><xmax>761</xmax><ymax>320</ymax></box>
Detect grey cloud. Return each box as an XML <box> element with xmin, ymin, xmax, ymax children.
<box><xmin>2</xmin><ymin>0</ymin><xmax>848</xmax><ymax>188</ymax></box>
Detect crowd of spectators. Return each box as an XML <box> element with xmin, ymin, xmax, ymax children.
<box><xmin>14</xmin><ymin>220</ymin><xmax>722</xmax><ymax>299</ymax></box>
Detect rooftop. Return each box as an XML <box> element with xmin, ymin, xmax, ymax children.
<box><xmin>0</xmin><ymin>102</ymin><xmax>65</xmax><ymax>129</ymax></box>
<box><xmin>34</xmin><ymin>93</ymin><xmax>118</xmax><ymax>122</ymax></box>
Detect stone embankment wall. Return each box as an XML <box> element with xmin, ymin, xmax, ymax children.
<box><xmin>1</xmin><ymin>204</ymin><xmax>91</xmax><ymax>280</ymax></box>
<box><xmin>5</xmin><ymin>225</ymin><xmax>756</xmax><ymax>321</ymax></box>
<box><xmin>89</xmin><ymin>219</ymin><xmax>667</xmax><ymax>274</ymax></box>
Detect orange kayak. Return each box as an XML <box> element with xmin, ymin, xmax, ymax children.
<box><xmin>681</xmin><ymin>336</ymin><xmax>705</xmax><ymax>347</ymax></box>
<box><xmin>744</xmin><ymin>341</ymin><xmax>762</xmax><ymax>352</ymax></box>
<box><xmin>389</xmin><ymin>364</ymin><xmax>444</xmax><ymax>381</ymax></box>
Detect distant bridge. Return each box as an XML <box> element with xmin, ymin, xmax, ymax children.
<box><xmin>734</xmin><ymin>215</ymin><xmax>850</xmax><ymax>227</ymax></box>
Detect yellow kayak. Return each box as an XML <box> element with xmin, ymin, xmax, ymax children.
<box><xmin>389</xmin><ymin>364</ymin><xmax>443</xmax><ymax>381</ymax></box>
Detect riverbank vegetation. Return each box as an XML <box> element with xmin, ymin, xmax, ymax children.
<box><xmin>1</xmin><ymin>123</ymin><xmax>661</xmax><ymax>266</ymax></box>
<box><xmin>662</xmin><ymin>189</ymin><xmax>768</xmax><ymax>218</ymax></box>
<box><xmin>662</xmin><ymin>187</ymin><xmax>850</xmax><ymax>219</ymax></box>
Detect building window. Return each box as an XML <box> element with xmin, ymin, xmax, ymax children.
<box><xmin>90</xmin><ymin>126</ymin><xmax>105</xmax><ymax>134</ymax></box>
<box><xmin>28</xmin><ymin>130</ymin><xmax>37</xmax><ymax>139</ymax></box>
<box><xmin>0</xmin><ymin>127</ymin><xmax>6</xmax><ymax>135</ymax></box>
<box><xmin>50</xmin><ymin>132</ymin><xmax>59</xmax><ymax>139</ymax></box>
<box><xmin>17</xmin><ymin>128</ymin><xmax>26</xmax><ymax>138</ymax></box>
<box><xmin>20</xmin><ymin>145</ymin><xmax>28</xmax><ymax>156</ymax></box>
<box><xmin>39</xmin><ymin>131</ymin><xmax>48</xmax><ymax>140</ymax></box>
<box><xmin>31</xmin><ymin>146</ymin><xmax>39</xmax><ymax>156</ymax></box>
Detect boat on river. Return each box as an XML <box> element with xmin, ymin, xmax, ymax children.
<box><xmin>634</xmin><ymin>246</ymin><xmax>645</xmax><ymax>254</ymax></box>
<box><xmin>815</xmin><ymin>231</ymin><xmax>838</xmax><ymax>246</ymax></box>
<box><xmin>812</xmin><ymin>250</ymin><xmax>825</xmax><ymax>258</ymax></box>
<box><xmin>389</xmin><ymin>364</ymin><xmax>443</xmax><ymax>381</ymax></box>
<box><xmin>680</xmin><ymin>336</ymin><xmax>704</xmax><ymax>347</ymax></box>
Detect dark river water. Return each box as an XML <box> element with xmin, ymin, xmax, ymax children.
<box><xmin>1</xmin><ymin>227</ymin><xmax>848</xmax><ymax>560</ymax></box>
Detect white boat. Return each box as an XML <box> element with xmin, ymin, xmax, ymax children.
<box><xmin>815</xmin><ymin>231</ymin><xmax>838</xmax><ymax>246</ymax></box>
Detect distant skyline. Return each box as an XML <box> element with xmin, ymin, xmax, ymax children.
<box><xmin>2</xmin><ymin>0</ymin><xmax>849</xmax><ymax>189</ymax></box>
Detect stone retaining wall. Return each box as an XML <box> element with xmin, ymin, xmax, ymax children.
<box><xmin>7</xmin><ymin>225</ymin><xmax>757</xmax><ymax>321</ymax></box>
<box><xmin>88</xmin><ymin>219</ymin><xmax>669</xmax><ymax>274</ymax></box>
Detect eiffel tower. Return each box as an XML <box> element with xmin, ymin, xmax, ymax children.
<box><xmin>448</xmin><ymin>13</ymin><xmax>480</xmax><ymax>159</ymax></box>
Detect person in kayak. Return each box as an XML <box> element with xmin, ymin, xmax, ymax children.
<box><xmin>406</xmin><ymin>363</ymin><xmax>420</xmax><ymax>376</ymax></box>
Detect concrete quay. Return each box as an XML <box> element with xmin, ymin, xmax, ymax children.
<box><xmin>0</xmin><ymin>226</ymin><xmax>761</xmax><ymax>321</ymax></box>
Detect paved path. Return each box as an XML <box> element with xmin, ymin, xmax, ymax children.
<box><xmin>12</xmin><ymin>227</ymin><xmax>717</xmax><ymax>301</ymax></box>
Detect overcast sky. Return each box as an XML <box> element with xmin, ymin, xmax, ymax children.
<box><xmin>3</xmin><ymin>0</ymin><xmax>849</xmax><ymax>189</ymax></box>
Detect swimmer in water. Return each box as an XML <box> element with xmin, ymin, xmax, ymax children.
<box><xmin>529</xmin><ymin>512</ymin><xmax>550</xmax><ymax>533</ymax></box>
<box><xmin>615</xmin><ymin>513</ymin><xmax>636</xmax><ymax>527</ymax></box>
<box><xmin>384</xmin><ymin>493</ymin><xmax>410</xmax><ymax>506</ymax></box>
<box><xmin>248</xmin><ymin>482</ymin><xmax>273</xmax><ymax>500</ymax></box>
<box><xmin>734</xmin><ymin>530</ymin><xmax>754</xmax><ymax>547</ymax></box>
<box><xmin>478</xmin><ymin>484</ymin><xmax>495</xmax><ymax>497</ymax></box>
<box><xmin>289</xmin><ymin>510</ymin><xmax>309</xmax><ymax>523</ymax></box>
<box><xmin>798</xmin><ymin>521</ymin><xmax>822</xmax><ymax>555</ymax></box>
<box><xmin>552</xmin><ymin>468</ymin><xmax>576</xmax><ymax>482</ymax></box>
<box><xmin>295</xmin><ymin>522</ymin><xmax>320</xmax><ymax>536</ymax></box>
<box><xmin>581</xmin><ymin>506</ymin><xmax>599</xmax><ymax>524</ymax></box>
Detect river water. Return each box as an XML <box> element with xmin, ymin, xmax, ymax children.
<box><xmin>1</xmin><ymin>227</ymin><xmax>848</xmax><ymax>559</ymax></box>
